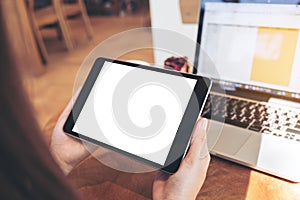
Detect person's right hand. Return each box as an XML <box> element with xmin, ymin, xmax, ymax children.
<box><xmin>153</xmin><ymin>118</ymin><xmax>210</xmax><ymax>200</ymax></box>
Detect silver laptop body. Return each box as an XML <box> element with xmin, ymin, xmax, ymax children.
<box><xmin>196</xmin><ymin>2</ymin><xmax>300</xmax><ymax>182</ymax></box>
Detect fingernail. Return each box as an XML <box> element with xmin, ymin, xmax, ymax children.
<box><xmin>200</xmin><ymin>118</ymin><xmax>208</xmax><ymax>131</ymax></box>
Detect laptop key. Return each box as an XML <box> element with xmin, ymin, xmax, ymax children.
<box><xmin>249</xmin><ymin>124</ymin><xmax>262</xmax><ymax>132</ymax></box>
<box><xmin>295</xmin><ymin>124</ymin><xmax>300</xmax><ymax>129</ymax></box>
<box><xmin>225</xmin><ymin>118</ymin><xmax>248</xmax><ymax>128</ymax></box>
<box><xmin>286</xmin><ymin>128</ymin><xmax>300</xmax><ymax>135</ymax></box>
<box><xmin>262</xmin><ymin>128</ymin><xmax>271</xmax><ymax>133</ymax></box>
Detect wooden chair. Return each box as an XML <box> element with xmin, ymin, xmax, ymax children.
<box><xmin>26</xmin><ymin>0</ymin><xmax>74</xmax><ymax>63</ymax></box>
<box><xmin>59</xmin><ymin>0</ymin><xmax>94</xmax><ymax>41</ymax></box>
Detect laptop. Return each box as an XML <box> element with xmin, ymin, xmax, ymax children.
<box><xmin>194</xmin><ymin>0</ymin><xmax>300</xmax><ymax>182</ymax></box>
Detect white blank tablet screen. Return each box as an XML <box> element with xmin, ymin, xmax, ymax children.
<box><xmin>73</xmin><ymin>61</ymin><xmax>197</xmax><ymax>165</ymax></box>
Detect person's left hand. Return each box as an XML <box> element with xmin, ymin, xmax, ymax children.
<box><xmin>50</xmin><ymin>95</ymin><xmax>97</xmax><ymax>175</ymax></box>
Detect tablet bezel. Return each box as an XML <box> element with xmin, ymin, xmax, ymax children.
<box><xmin>64</xmin><ymin>57</ymin><xmax>211</xmax><ymax>173</ymax></box>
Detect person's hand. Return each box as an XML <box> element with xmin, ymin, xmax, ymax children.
<box><xmin>50</xmin><ymin>95</ymin><xmax>97</xmax><ymax>175</ymax></box>
<box><xmin>153</xmin><ymin>118</ymin><xmax>210</xmax><ymax>200</ymax></box>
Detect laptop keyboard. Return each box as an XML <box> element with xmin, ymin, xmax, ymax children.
<box><xmin>202</xmin><ymin>93</ymin><xmax>300</xmax><ymax>142</ymax></box>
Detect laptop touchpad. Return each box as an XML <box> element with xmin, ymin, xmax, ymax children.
<box><xmin>210</xmin><ymin>122</ymin><xmax>252</xmax><ymax>156</ymax></box>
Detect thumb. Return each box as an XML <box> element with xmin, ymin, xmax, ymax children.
<box><xmin>57</xmin><ymin>88</ymin><xmax>81</xmax><ymax>124</ymax></box>
<box><xmin>186</xmin><ymin>118</ymin><xmax>209</xmax><ymax>162</ymax></box>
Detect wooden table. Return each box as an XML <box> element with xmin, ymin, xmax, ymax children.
<box><xmin>67</xmin><ymin>151</ymin><xmax>300</xmax><ymax>199</ymax></box>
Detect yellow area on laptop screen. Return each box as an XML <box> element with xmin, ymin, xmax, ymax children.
<box><xmin>251</xmin><ymin>27</ymin><xmax>299</xmax><ymax>87</ymax></box>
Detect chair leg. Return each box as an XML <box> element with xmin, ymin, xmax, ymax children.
<box><xmin>56</xmin><ymin>25</ymin><xmax>63</xmax><ymax>41</ymax></box>
<box><xmin>36</xmin><ymin>32</ymin><xmax>49</xmax><ymax>63</ymax></box>
<box><xmin>81</xmin><ymin>12</ymin><xmax>94</xmax><ymax>39</ymax></box>
<box><xmin>58</xmin><ymin>17</ymin><xmax>74</xmax><ymax>51</ymax></box>
<box><xmin>53</xmin><ymin>0</ymin><xmax>74</xmax><ymax>50</ymax></box>
<box><xmin>79</xmin><ymin>2</ymin><xmax>93</xmax><ymax>39</ymax></box>
<box><xmin>27</xmin><ymin>10</ymin><xmax>49</xmax><ymax>63</ymax></box>
<box><xmin>33</xmin><ymin>25</ymin><xmax>49</xmax><ymax>63</ymax></box>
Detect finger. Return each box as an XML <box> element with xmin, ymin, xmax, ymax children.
<box><xmin>186</xmin><ymin>118</ymin><xmax>209</xmax><ymax>162</ymax></box>
<box><xmin>57</xmin><ymin>88</ymin><xmax>82</xmax><ymax>123</ymax></box>
<box><xmin>154</xmin><ymin>170</ymin><xmax>170</xmax><ymax>182</ymax></box>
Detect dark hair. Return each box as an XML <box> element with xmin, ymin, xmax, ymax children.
<box><xmin>0</xmin><ymin>2</ymin><xmax>79</xmax><ymax>199</ymax></box>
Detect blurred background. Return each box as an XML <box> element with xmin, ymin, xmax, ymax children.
<box><xmin>10</xmin><ymin>0</ymin><xmax>201</xmax><ymax>133</ymax></box>
<box><xmin>11</xmin><ymin>0</ymin><xmax>152</xmax><ymax>130</ymax></box>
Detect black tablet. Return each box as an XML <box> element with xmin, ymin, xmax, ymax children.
<box><xmin>64</xmin><ymin>57</ymin><xmax>211</xmax><ymax>173</ymax></box>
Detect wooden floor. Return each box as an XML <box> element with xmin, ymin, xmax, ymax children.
<box><xmin>24</xmin><ymin>11</ymin><xmax>153</xmax><ymax>129</ymax></box>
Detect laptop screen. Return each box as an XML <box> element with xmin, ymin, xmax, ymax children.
<box><xmin>195</xmin><ymin>0</ymin><xmax>300</xmax><ymax>99</ymax></box>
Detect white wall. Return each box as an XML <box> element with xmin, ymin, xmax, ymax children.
<box><xmin>149</xmin><ymin>0</ymin><xmax>199</xmax><ymax>67</ymax></box>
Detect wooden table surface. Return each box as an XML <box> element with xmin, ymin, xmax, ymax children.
<box><xmin>67</xmin><ymin>149</ymin><xmax>300</xmax><ymax>200</ymax></box>
<box><xmin>41</xmin><ymin>65</ymin><xmax>300</xmax><ymax>199</ymax></box>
